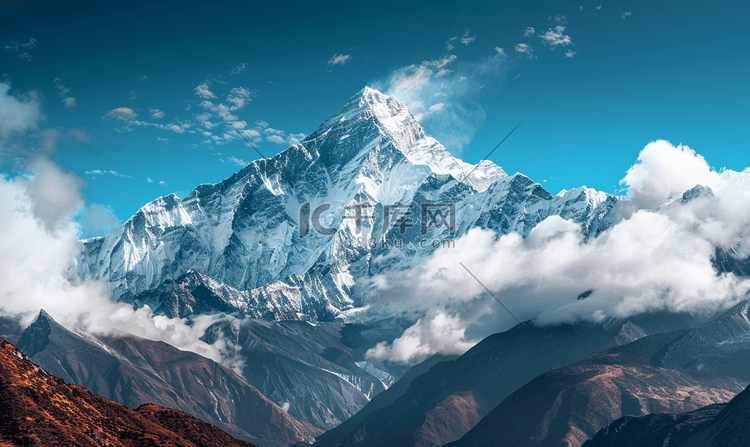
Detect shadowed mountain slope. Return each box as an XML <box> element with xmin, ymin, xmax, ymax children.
<box><xmin>0</xmin><ymin>336</ymin><xmax>256</xmax><ymax>447</ymax></box>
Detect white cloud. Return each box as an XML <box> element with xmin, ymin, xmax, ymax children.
<box><xmin>554</xmin><ymin>15</ymin><xmax>567</xmax><ymax>24</ymax></box>
<box><xmin>619</xmin><ymin>140</ymin><xmax>722</xmax><ymax>210</ymax></box>
<box><xmin>539</xmin><ymin>26</ymin><xmax>572</xmax><ymax>49</ymax></box>
<box><xmin>328</xmin><ymin>54</ymin><xmax>351</xmax><ymax>65</ymax></box>
<box><xmin>515</xmin><ymin>43</ymin><xmax>535</xmax><ymax>58</ymax></box>
<box><xmin>288</xmin><ymin>133</ymin><xmax>306</xmax><ymax>145</ymax></box>
<box><xmin>226</xmin><ymin>87</ymin><xmax>254</xmax><ymax>110</ymax></box>
<box><xmin>266</xmin><ymin>135</ymin><xmax>286</xmax><ymax>144</ymax></box>
<box><xmin>81</xmin><ymin>203</ymin><xmax>120</xmax><ymax>238</ymax></box>
<box><xmin>159</xmin><ymin>180</ymin><xmax>167</xmax><ymax>186</ymax></box>
<box><xmin>565</xmin><ymin>50</ymin><xmax>577</xmax><ymax>58</ymax></box>
<box><xmin>622</xmin><ymin>12</ymin><xmax>632</xmax><ymax>19</ymax></box>
<box><xmin>523</xmin><ymin>27</ymin><xmax>535</xmax><ymax>37</ymax></box>
<box><xmin>227</xmin><ymin>156</ymin><xmax>248</xmax><ymax>166</ymax></box>
<box><xmin>366</xmin><ymin>310</ymin><xmax>474</xmax><ymax>363</ymax></box>
<box><xmin>596</xmin><ymin>5</ymin><xmax>602</xmax><ymax>10</ymax></box>
<box><xmin>104</xmin><ymin>107</ymin><xmax>189</xmax><ymax>134</ymax></box>
<box><xmin>428</xmin><ymin>103</ymin><xmax>445</xmax><ymax>113</ymax></box>
<box><xmin>374</xmin><ymin>52</ymin><xmax>506</xmax><ymax>154</ymax></box>
<box><xmin>63</xmin><ymin>97</ymin><xmax>76</xmax><ymax>108</ymax></box>
<box><xmin>4</xmin><ymin>38</ymin><xmax>35</xmax><ymax>60</ymax></box>
<box><xmin>229</xmin><ymin>62</ymin><xmax>247</xmax><ymax>75</ymax></box>
<box><xmin>0</xmin><ymin>171</ymin><xmax>242</xmax><ymax>371</ymax></box>
<box><xmin>146</xmin><ymin>178</ymin><xmax>154</xmax><ymax>183</ymax></box>
<box><xmin>105</xmin><ymin>107</ymin><xmax>136</xmax><ymax>120</ymax></box>
<box><xmin>446</xmin><ymin>36</ymin><xmax>458</xmax><ymax>51</ymax></box>
<box><xmin>149</xmin><ymin>108</ymin><xmax>165</xmax><ymax>119</ymax></box>
<box><xmin>53</xmin><ymin>78</ymin><xmax>70</xmax><ymax>97</ymax></box>
<box><xmin>461</xmin><ymin>29</ymin><xmax>476</xmax><ymax>46</ymax></box>
<box><xmin>84</xmin><ymin>169</ymin><xmax>131</xmax><ymax>178</ymax></box>
<box><xmin>20</xmin><ymin>38</ymin><xmax>36</xmax><ymax>50</ymax></box>
<box><xmin>0</xmin><ymin>82</ymin><xmax>41</xmax><ymax>139</ymax></box>
<box><xmin>365</xmin><ymin>141</ymin><xmax>750</xmax><ymax>363</ymax></box>
<box><xmin>194</xmin><ymin>80</ymin><xmax>216</xmax><ymax>99</ymax></box>
<box><xmin>494</xmin><ymin>47</ymin><xmax>507</xmax><ymax>57</ymax></box>
<box><xmin>195</xmin><ymin>112</ymin><xmax>218</xmax><ymax>129</ymax></box>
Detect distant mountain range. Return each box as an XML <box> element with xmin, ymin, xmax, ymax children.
<box><xmin>446</xmin><ymin>302</ymin><xmax>750</xmax><ymax>447</ymax></box>
<box><xmin>11</xmin><ymin>86</ymin><xmax>746</xmax><ymax>447</ymax></box>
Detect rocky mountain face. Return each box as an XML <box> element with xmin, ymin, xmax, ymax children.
<box><xmin>14</xmin><ymin>310</ymin><xmax>321</xmax><ymax>447</ymax></box>
<box><xmin>445</xmin><ymin>301</ymin><xmax>750</xmax><ymax>447</ymax></box>
<box><xmin>77</xmin><ymin>87</ymin><xmax>618</xmax><ymax>322</ymax></box>
<box><xmin>584</xmin><ymin>379</ymin><xmax>750</xmax><ymax>447</ymax></box>
<box><xmin>200</xmin><ymin>316</ymin><xmax>413</xmax><ymax>430</ymax></box>
<box><xmin>0</xmin><ymin>336</ymin><xmax>256</xmax><ymax>447</ymax></box>
<box><xmin>312</xmin><ymin>312</ymin><xmax>705</xmax><ymax>447</ymax></box>
<box><xmin>314</xmin><ymin>354</ymin><xmax>459</xmax><ymax>447</ymax></box>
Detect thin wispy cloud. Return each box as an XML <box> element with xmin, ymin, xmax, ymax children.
<box><xmin>494</xmin><ymin>47</ymin><xmax>507</xmax><ymax>57</ymax></box>
<box><xmin>523</xmin><ymin>27</ymin><xmax>535</xmax><ymax>37</ymax></box>
<box><xmin>149</xmin><ymin>108</ymin><xmax>165</xmax><ymax>119</ymax></box>
<box><xmin>446</xmin><ymin>36</ymin><xmax>458</xmax><ymax>51</ymax></box>
<box><xmin>374</xmin><ymin>50</ymin><xmax>507</xmax><ymax>154</ymax></box>
<box><xmin>227</xmin><ymin>156</ymin><xmax>247</xmax><ymax>167</ymax></box>
<box><xmin>554</xmin><ymin>15</ymin><xmax>567</xmax><ymax>24</ymax></box>
<box><xmin>539</xmin><ymin>26</ymin><xmax>573</xmax><ymax>49</ymax></box>
<box><xmin>84</xmin><ymin>169</ymin><xmax>131</xmax><ymax>179</ymax></box>
<box><xmin>52</xmin><ymin>76</ymin><xmax>75</xmax><ymax>107</ymax></box>
<box><xmin>622</xmin><ymin>11</ymin><xmax>632</xmax><ymax>19</ymax></box>
<box><xmin>229</xmin><ymin>62</ymin><xmax>247</xmax><ymax>75</ymax></box>
<box><xmin>515</xmin><ymin>43</ymin><xmax>535</xmax><ymax>58</ymax></box>
<box><xmin>461</xmin><ymin>29</ymin><xmax>476</xmax><ymax>46</ymax></box>
<box><xmin>565</xmin><ymin>50</ymin><xmax>577</xmax><ymax>58</ymax></box>
<box><xmin>4</xmin><ymin>38</ymin><xmax>36</xmax><ymax>60</ymax></box>
<box><xmin>328</xmin><ymin>54</ymin><xmax>351</xmax><ymax>65</ymax></box>
<box><xmin>103</xmin><ymin>107</ymin><xmax>190</xmax><ymax>134</ymax></box>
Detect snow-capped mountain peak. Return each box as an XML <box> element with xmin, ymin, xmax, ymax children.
<box><xmin>76</xmin><ymin>87</ymin><xmax>618</xmax><ymax>320</ymax></box>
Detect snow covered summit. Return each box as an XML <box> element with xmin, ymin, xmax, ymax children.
<box><xmin>76</xmin><ymin>87</ymin><xmax>618</xmax><ymax>321</ymax></box>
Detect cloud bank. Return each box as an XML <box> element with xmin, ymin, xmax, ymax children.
<box><xmin>0</xmin><ymin>82</ymin><xmax>244</xmax><ymax>374</ymax></box>
<box><xmin>366</xmin><ymin>140</ymin><xmax>750</xmax><ymax>364</ymax></box>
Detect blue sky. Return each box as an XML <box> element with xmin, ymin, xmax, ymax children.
<box><xmin>1</xmin><ymin>0</ymin><xmax>748</xmax><ymax>235</ymax></box>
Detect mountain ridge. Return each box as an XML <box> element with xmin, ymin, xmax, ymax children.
<box><xmin>76</xmin><ymin>87</ymin><xmax>618</xmax><ymax>322</ymax></box>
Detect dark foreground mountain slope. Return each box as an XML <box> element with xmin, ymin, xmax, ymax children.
<box><xmin>584</xmin><ymin>381</ymin><xmax>750</xmax><ymax>447</ymax></box>
<box><xmin>316</xmin><ymin>312</ymin><xmax>702</xmax><ymax>447</ymax></box>
<box><xmin>15</xmin><ymin>310</ymin><xmax>321</xmax><ymax>447</ymax></box>
<box><xmin>447</xmin><ymin>302</ymin><xmax>750</xmax><ymax>447</ymax></box>
<box><xmin>0</xmin><ymin>336</ymin><xmax>256</xmax><ymax>447</ymax></box>
<box><xmin>581</xmin><ymin>404</ymin><xmax>726</xmax><ymax>447</ymax></box>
